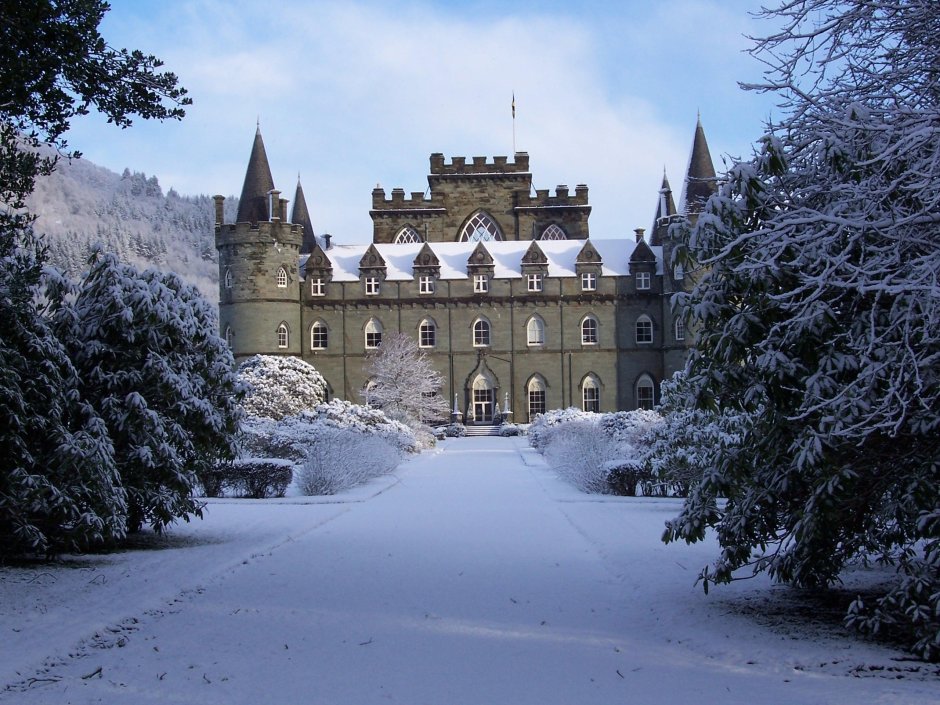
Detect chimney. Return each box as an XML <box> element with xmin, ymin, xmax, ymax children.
<box><xmin>213</xmin><ymin>195</ymin><xmax>225</xmax><ymax>225</ymax></box>
<box><xmin>634</xmin><ymin>228</ymin><xmax>645</xmax><ymax>242</ymax></box>
<box><xmin>323</xmin><ymin>233</ymin><xmax>332</xmax><ymax>250</ymax></box>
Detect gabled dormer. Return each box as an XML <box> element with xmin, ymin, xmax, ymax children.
<box><xmin>575</xmin><ymin>240</ymin><xmax>602</xmax><ymax>270</ymax></box>
<box><xmin>629</xmin><ymin>237</ymin><xmax>657</xmax><ymax>293</ymax></box>
<box><xmin>413</xmin><ymin>242</ymin><xmax>441</xmax><ymax>276</ymax></box>
<box><xmin>359</xmin><ymin>243</ymin><xmax>387</xmax><ymax>275</ymax></box>
<box><xmin>520</xmin><ymin>241</ymin><xmax>548</xmax><ymax>293</ymax></box>
<box><xmin>466</xmin><ymin>241</ymin><xmax>495</xmax><ymax>274</ymax></box>
<box><xmin>303</xmin><ymin>240</ymin><xmax>333</xmax><ymax>298</ymax></box>
<box><xmin>520</xmin><ymin>241</ymin><xmax>548</xmax><ymax>268</ymax></box>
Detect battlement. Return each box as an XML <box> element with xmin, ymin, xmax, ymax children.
<box><xmin>215</xmin><ymin>219</ymin><xmax>304</xmax><ymax>248</ymax></box>
<box><xmin>516</xmin><ymin>183</ymin><xmax>590</xmax><ymax>209</ymax></box>
<box><xmin>370</xmin><ymin>187</ymin><xmax>446</xmax><ymax>211</ymax></box>
<box><xmin>429</xmin><ymin>152</ymin><xmax>530</xmax><ymax>175</ymax></box>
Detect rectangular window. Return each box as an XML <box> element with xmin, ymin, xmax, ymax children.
<box><xmin>473</xmin><ymin>274</ymin><xmax>489</xmax><ymax>293</ymax></box>
<box><xmin>583</xmin><ymin>387</ymin><xmax>600</xmax><ymax>413</ymax></box>
<box><xmin>420</xmin><ymin>323</ymin><xmax>436</xmax><ymax>348</ymax></box>
<box><xmin>581</xmin><ymin>272</ymin><xmax>596</xmax><ymax>291</ymax></box>
<box><xmin>365</xmin><ymin>331</ymin><xmax>382</xmax><ymax>349</ymax></box>
<box><xmin>310</xmin><ymin>278</ymin><xmax>325</xmax><ymax>296</ymax></box>
<box><xmin>528</xmin><ymin>390</ymin><xmax>546</xmax><ymax>418</ymax></box>
<box><xmin>675</xmin><ymin>318</ymin><xmax>685</xmax><ymax>341</ymax></box>
<box><xmin>365</xmin><ymin>277</ymin><xmax>380</xmax><ymax>295</ymax></box>
<box><xmin>636</xmin><ymin>318</ymin><xmax>653</xmax><ymax>344</ymax></box>
<box><xmin>311</xmin><ymin>325</ymin><xmax>328</xmax><ymax>349</ymax></box>
<box><xmin>419</xmin><ymin>275</ymin><xmax>435</xmax><ymax>294</ymax></box>
<box><xmin>527</xmin><ymin>273</ymin><xmax>543</xmax><ymax>292</ymax></box>
<box><xmin>636</xmin><ymin>271</ymin><xmax>651</xmax><ymax>290</ymax></box>
<box><xmin>637</xmin><ymin>385</ymin><xmax>654</xmax><ymax>410</ymax></box>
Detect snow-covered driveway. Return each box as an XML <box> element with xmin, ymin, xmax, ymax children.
<box><xmin>1</xmin><ymin>437</ymin><xmax>935</xmax><ymax>704</ymax></box>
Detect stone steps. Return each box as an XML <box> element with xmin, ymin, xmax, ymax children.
<box><xmin>463</xmin><ymin>425</ymin><xmax>501</xmax><ymax>437</ymax></box>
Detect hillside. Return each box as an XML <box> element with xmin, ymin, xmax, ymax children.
<box><xmin>26</xmin><ymin>153</ymin><xmax>237</xmax><ymax>305</ymax></box>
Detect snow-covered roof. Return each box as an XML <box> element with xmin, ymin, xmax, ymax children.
<box><xmin>300</xmin><ymin>238</ymin><xmax>662</xmax><ymax>281</ymax></box>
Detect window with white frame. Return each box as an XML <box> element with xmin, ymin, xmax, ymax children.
<box><xmin>473</xmin><ymin>318</ymin><xmax>490</xmax><ymax>347</ymax></box>
<box><xmin>459</xmin><ymin>211</ymin><xmax>503</xmax><ymax>242</ymax></box>
<box><xmin>636</xmin><ymin>315</ymin><xmax>653</xmax><ymax>344</ymax></box>
<box><xmin>224</xmin><ymin>326</ymin><xmax>234</xmax><ymax>348</ymax></box>
<box><xmin>636</xmin><ymin>271</ymin><xmax>651</xmax><ymax>290</ymax></box>
<box><xmin>581</xmin><ymin>272</ymin><xmax>596</xmax><ymax>291</ymax></box>
<box><xmin>365</xmin><ymin>319</ymin><xmax>383</xmax><ymax>349</ymax></box>
<box><xmin>582</xmin><ymin>375</ymin><xmax>600</xmax><ymax>413</ymax></box>
<box><xmin>310</xmin><ymin>321</ymin><xmax>328</xmax><ymax>350</ymax></box>
<box><xmin>527</xmin><ymin>273</ymin><xmax>543</xmax><ymax>292</ymax></box>
<box><xmin>276</xmin><ymin>267</ymin><xmax>288</xmax><ymax>288</ymax></box>
<box><xmin>310</xmin><ymin>277</ymin><xmax>325</xmax><ymax>296</ymax></box>
<box><xmin>636</xmin><ymin>374</ymin><xmax>655</xmax><ymax>410</ymax></box>
<box><xmin>673</xmin><ymin>262</ymin><xmax>684</xmax><ymax>280</ymax></box>
<box><xmin>394</xmin><ymin>226</ymin><xmax>422</xmax><ymax>244</ymax></box>
<box><xmin>277</xmin><ymin>323</ymin><xmax>289</xmax><ymax>349</ymax></box>
<box><xmin>365</xmin><ymin>276</ymin><xmax>380</xmax><ymax>295</ymax></box>
<box><xmin>674</xmin><ymin>317</ymin><xmax>685</xmax><ymax>341</ymax></box>
<box><xmin>419</xmin><ymin>319</ymin><xmax>436</xmax><ymax>348</ymax></box>
<box><xmin>526</xmin><ymin>316</ymin><xmax>545</xmax><ymax>346</ymax></box>
<box><xmin>527</xmin><ymin>376</ymin><xmax>546</xmax><ymax>418</ymax></box>
<box><xmin>581</xmin><ymin>316</ymin><xmax>598</xmax><ymax>345</ymax></box>
<box><xmin>473</xmin><ymin>274</ymin><xmax>489</xmax><ymax>293</ymax></box>
<box><xmin>540</xmin><ymin>224</ymin><xmax>567</xmax><ymax>241</ymax></box>
<box><xmin>224</xmin><ymin>268</ymin><xmax>233</xmax><ymax>289</ymax></box>
<box><xmin>419</xmin><ymin>275</ymin><xmax>435</xmax><ymax>294</ymax></box>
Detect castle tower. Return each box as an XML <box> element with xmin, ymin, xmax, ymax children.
<box><xmin>292</xmin><ymin>177</ymin><xmax>317</xmax><ymax>255</ymax></box>
<box><xmin>678</xmin><ymin>116</ymin><xmax>718</xmax><ymax>221</ymax></box>
<box><xmin>215</xmin><ymin>127</ymin><xmax>303</xmax><ymax>359</ymax></box>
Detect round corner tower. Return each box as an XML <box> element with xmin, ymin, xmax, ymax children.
<box><xmin>215</xmin><ymin>127</ymin><xmax>303</xmax><ymax>360</ymax></box>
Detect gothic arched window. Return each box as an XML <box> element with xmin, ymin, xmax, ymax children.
<box><xmin>419</xmin><ymin>319</ymin><xmax>436</xmax><ymax>348</ymax></box>
<box><xmin>473</xmin><ymin>318</ymin><xmax>491</xmax><ymax>347</ymax></box>
<box><xmin>277</xmin><ymin>322</ymin><xmax>289</xmax><ymax>349</ymax></box>
<box><xmin>224</xmin><ymin>268</ymin><xmax>233</xmax><ymax>289</ymax></box>
<box><xmin>581</xmin><ymin>315</ymin><xmax>598</xmax><ymax>345</ymax></box>
<box><xmin>540</xmin><ymin>224</ymin><xmax>567</xmax><ymax>240</ymax></box>
<box><xmin>394</xmin><ymin>226</ymin><xmax>422</xmax><ymax>244</ymax></box>
<box><xmin>674</xmin><ymin>317</ymin><xmax>686</xmax><ymax>342</ymax></box>
<box><xmin>276</xmin><ymin>266</ymin><xmax>288</xmax><ymax>288</ymax></box>
<box><xmin>459</xmin><ymin>211</ymin><xmax>503</xmax><ymax>242</ymax></box>
<box><xmin>224</xmin><ymin>326</ymin><xmax>234</xmax><ymax>348</ymax></box>
<box><xmin>365</xmin><ymin>318</ymin><xmax>383</xmax><ymax>349</ymax></box>
<box><xmin>527</xmin><ymin>375</ymin><xmax>547</xmax><ymax>418</ymax></box>
<box><xmin>636</xmin><ymin>374</ymin><xmax>655</xmax><ymax>410</ymax></box>
<box><xmin>636</xmin><ymin>315</ymin><xmax>653</xmax><ymax>344</ymax></box>
<box><xmin>582</xmin><ymin>374</ymin><xmax>600</xmax><ymax>413</ymax></box>
<box><xmin>526</xmin><ymin>316</ymin><xmax>545</xmax><ymax>346</ymax></box>
<box><xmin>311</xmin><ymin>321</ymin><xmax>328</xmax><ymax>350</ymax></box>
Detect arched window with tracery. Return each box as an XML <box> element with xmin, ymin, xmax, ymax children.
<box><xmin>581</xmin><ymin>315</ymin><xmax>598</xmax><ymax>345</ymax></box>
<box><xmin>527</xmin><ymin>375</ymin><xmax>547</xmax><ymax>419</ymax></box>
<box><xmin>636</xmin><ymin>374</ymin><xmax>655</xmax><ymax>410</ymax></box>
<box><xmin>364</xmin><ymin>318</ymin><xmax>383</xmax><ymax>349</ymax></box>
<box><xmin>394</xmin><ymin>226</ymin><xmax>422</xmax><ymax>244</ymax></box>
<box><xmin>472</xmin><ymin>317</ymin><xmax>491</xmax><ymax>347</ymax></box>
<box><xmin>277</xmin><ymin>322</ymin><xmax>289</xmax><ymax>349</ymax></box>
<box><xmin>459</xmin><ymin>211</ymin><xmax>503</xmax><ymax>242</ymax></box>
<box><xmin>582</xmin><ymin>374</ymin><xmax>600</xmax><ymax>413</ymax></box>
<box><xmin>540</xmin><ymin>224</ymin><xmax>567</xmax><ymax>241</ymax></box>
<box><xmin>224</xmin><ymin>268</ymin><xmax>233</xmax><ymax>289</ymax></box>
<box><xmin>526</xmin><ymin>315</ymin><xmax>545</xmax><ymax>346</ymax></box>
<box><xmin>636</xmin><ymin>315</ymin><xmax>653</xmax><ymax>344</ymax></box>
<box><xmin>276</xmin><ymin>266</ymin><xmax>288</xmax><ymax>288</ymax></box>
<box><xmin>224</xmin><ymin>326</ymin><xmax>234</xmax><ymax>348</ymax></box>
<box><xmin>419</xmin><ymin>318</ymin><xmax>436</xmax><ymax>348</ymax></box>
<box><xmin>310</xmin><ymin>321</ymin><xmax>328</xmax><ymax>350</ymax></box>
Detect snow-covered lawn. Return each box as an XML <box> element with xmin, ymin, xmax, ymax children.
<box><xmin>1</xmin><ymin>438</ymin><xmax>936</xmax><ymax>704</ymax></box>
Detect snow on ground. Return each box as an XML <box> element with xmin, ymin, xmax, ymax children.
<box><xmin>1</xmin><ymin>438</ymin><xmax>936</xmax><ymax>704</ymax></box>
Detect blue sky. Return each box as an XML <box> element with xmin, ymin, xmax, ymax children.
<box><xmin>65</xmin><ymin>0</ymin><xmax>779</xmax><ymax>244</ymax></box>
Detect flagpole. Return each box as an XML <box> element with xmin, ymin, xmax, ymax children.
<box><xmin>512</xmin><ymin>91</ymin><xmax>516</xmax><ymax>154</ymax></box>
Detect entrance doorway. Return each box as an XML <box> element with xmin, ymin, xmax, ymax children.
<box><xmin>473</xmin><ymin>388</ymin><xmax>495</xmax><ymax>424</ymax></box>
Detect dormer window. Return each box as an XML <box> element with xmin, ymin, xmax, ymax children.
<box><xmin>581</xmin><ymin>272</ymin><xmax>596</xmax><ymax>291</ymax></box>
<box><xmin>310</xmin><ymin>278</ymin><xmax>325</xmax><ymax>296</ymax></box>
<box><xmin>473</xmin><ymin>274</ymin><xmax>489</xmax><ymax>293</ymax></box>
<box><xmin>365</xmin><ymin>276</ymin><xmax>381</xmax><ymax>295</ymax></box>
<box><xmin>636</xmin><ymin>271</ymin><xmax>651</xmax><ymax>290</ymax></box>
<box><xmin>276</xmin><ymin>267</ymin><xmax>288</xmax><ymax>288</ymax></box>
<box><xmin>527</xmin><ymin>273</ymin><xmax>543</xmax><ymax>292</ymax></box>
<box><xmin>419</xmin><ymin>275</ymin><xmax>435</xmax><ymax>294</ymax></box>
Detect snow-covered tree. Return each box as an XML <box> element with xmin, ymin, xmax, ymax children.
<box><xmin>664</xmin><ymin>0</ymin><xmax>940</xmax><ymax>658</ymax></box>
<box><xmin>238</xmin><ymin>355</ymin><xmax>328</xmax><ymax>420</ymax></box>
<box><xmin>361</xmin><ymin>333</ymin><xmax>449</xmax><ymax>426</ymax></box>
<box><xmin>53</xmin><ymin>250</ymin><xmax>243</xmax><ymax>533</ymax></box>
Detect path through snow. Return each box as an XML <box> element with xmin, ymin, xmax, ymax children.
<box><xmin>1</xmin><ymin>437</ymin><xmax>936</xmax><ymax>704</ymax></box>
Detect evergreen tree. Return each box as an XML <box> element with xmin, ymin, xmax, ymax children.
<box><xmin>662</xmin><ymin>0</ymin><xmax>940</xmax><ymax>658</ymax></box>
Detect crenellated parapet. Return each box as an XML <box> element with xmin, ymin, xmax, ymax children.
<box><xmin>370</xmin><ymin>187</ymin><xmax>446</xmax><ymax>212</ymax></box>
<box><xmin>516</xmin><ymin>183</ymin><xmax>590</xmax><ymax>209</ymax></box>
<box><xmin>429</xmin><ymin>152</ymin><xmax>530</xmax><ymax>176</ymax></box>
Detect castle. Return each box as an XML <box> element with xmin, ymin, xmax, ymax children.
<box><xmin>214</xmin><ymin>121</ymin><xmax>716</xmax><ymax>424</ymax></box>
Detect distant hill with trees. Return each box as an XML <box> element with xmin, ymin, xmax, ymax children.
<box><xmin>27</xmin><ymin>152</ymin><xmax>237</xmax><ymax>304</ymax></box>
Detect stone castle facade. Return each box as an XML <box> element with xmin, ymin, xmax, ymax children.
<box><xmin>215</xmin><ymin>122</ymin><xmax>716</xmax><ymax>423</ymax></box>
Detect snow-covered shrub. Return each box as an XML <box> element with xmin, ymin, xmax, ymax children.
<box><xmin>295</xmin><ymin>424</ymin><xmax>402</xmax><ymax>495</ymax></box>
<box><xmin>441</xmin><ymin>423</ymin><xmax>466</xmax><ymax>438</ymax></box>
<box><xmin>528</xmin><ymin>407</ymin><xmax>597</xmax><ymax>452</ymax></box>
<box><xmin>313</xmin><ymin>399</ymin><xmax>418</xmax><ymax>454</ymax></box>
<box><xmin>238</xmin><ymin>355</ymin><xmax>327</xmax><ymax>420</ymax></box>
<box><xmin>52</xmin><ymin>250</ymin><xmax>243</xmax><ymax>533</ymax></box>
<box><xmin>226</xmin><ymin>460</ymin><xmax>292</xmax><ymax>498</ymax></box>
<box><xmin>544</xmin><ymin>419</ymin><xmax>612</xmax><ymax>493</ymax></box>
<box><xmin>599</xmin><ymin>409</ymin><xmax>662</xmax><ymax>447</ymax></box>
<box><xmin>607</xmin><ymin>462</ymin><xmax>651</xmax><ymax>497</ymax></box>
<box><xmin>499</xmin><ymin>423</ymin><xmax>521</xmax><ymax>437</ymax></box>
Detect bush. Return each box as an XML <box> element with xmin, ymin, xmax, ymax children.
<box><xmin>528</xmin><ymin>407</ymin><xmax>597</xmax><ymax>451</ymax></box>
<box><xmin>199</xmin><ymin>460</ymin><xmax>292</xmax><ymax>498</ymax></box>
<box><xmin>499</xmin><ymin>423</ymin><xmax>522</xmax><ymax>437</ymax></box>
<box><xmin>313</xmin><ymin>400</ymin><xmax>419</xmax><ymax>454</ymax></box>
<box><xmin>606</xmin><ymin>462</ymin><xmax>651</xmax><ymax>497</ymax></box>
<box><xmin>295</xmin><ymin>425</ymin><xmax>402</xmax><ymax>495</ymax></box>
<box><xmin>238</xmin><ymin>355</ymin><xmax>327</xmax><ymax>420</ymax></box>
<box><xmin>441</xmin><ymin>423</ymin><xmax>467</xmax><ymax>438</ymax></box>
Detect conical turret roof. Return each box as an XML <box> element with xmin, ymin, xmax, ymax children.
<box><xmin>236</xmin><ymin>126</ymin><xmax>275</xmax><ymax>224</ymax></box>
<box><xmin>679</xmin><ymin>117</ymin><xmax>717</xmax><ymax>216</ymax></box>
<box><xmin>292</xmin><ymin>177</ymin><xmax>316</xmax><ymax>254</ymax></box>
<box><xmin>650</xmin><ymin>172</ymin><xmax>677</xmax><ymax>246</ymax></box>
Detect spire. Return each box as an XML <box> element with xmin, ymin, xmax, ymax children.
<box><xmin>236</xmin><ymin>125</ymin><xmax>276</xmax><ymax>224</ymax></box>
<box><xmin>292</xmin><ymin>176</ymin><xmax>317</xmax><ymax>254</ymax></box>
<box><xmin>679</xmin><ymin>116</ymin><xmax>717</xmax><ymax>217</ymax></box>
<box><xmin>650</xmin><ymin>171</ymin><xmax>677</xmax><ymax>246</ymax></box>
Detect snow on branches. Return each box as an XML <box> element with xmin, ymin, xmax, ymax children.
<box><xmin>238</xmin><ymin>355</ymin><xmax>328</xmax><ymax>420</ymax></box>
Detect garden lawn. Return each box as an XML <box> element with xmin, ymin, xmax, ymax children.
<box><xmin>1</xmin><ymin>437</ymin><xmax>936</xmax><ymax>704</ymax></box>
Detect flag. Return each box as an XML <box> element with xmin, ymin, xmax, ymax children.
<box><xmin>512</xmin><ymin>92</ymin><xmax>515</xmax><ymax>119</ymax></box>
